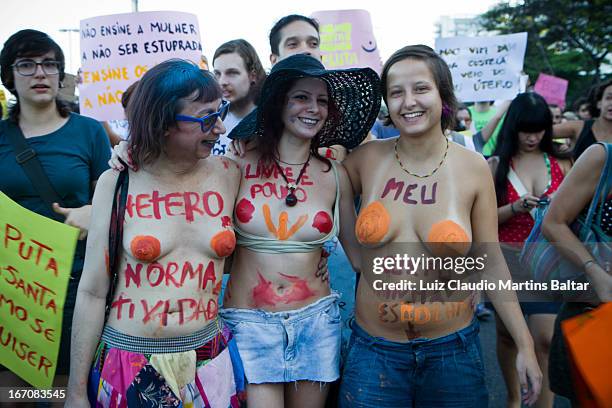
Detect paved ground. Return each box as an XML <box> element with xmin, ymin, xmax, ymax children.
<box><xmin>479</xmin><ymin>312</ymin><xmax>571</xmax><ymax>407</ymax></box>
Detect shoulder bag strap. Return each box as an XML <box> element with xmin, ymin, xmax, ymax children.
<box><xmin>507</xmin><ymin>166</ymin><xmax>537</xmax><ymax>219</ymax></box>
<box><xmin>582</xmin><ymin>143</ymin><xmax>612</xmax><ymax>236</ymax></box>
<box><xmin>1</xmin><ymin>121</ymin><xmax>64</xmax><ymax>209</ymax></box>
<box><xmin>104</xmin><ymin>167</ymin><xmax>129</xmax><ymax>321</ymax></box>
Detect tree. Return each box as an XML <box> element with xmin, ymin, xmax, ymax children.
<box><xmin>479</xmin><ymin>0</ymin><xmax>611</xmax><ymax>107</ymax></box>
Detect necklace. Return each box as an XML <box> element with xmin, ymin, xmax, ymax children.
<box><xmin>394</xmin><ymin>136</ymin><xmax>449</xmax><ymax>178</ymax></box>
<box><xmin>274</xmin><ymin>156</ymin><xmax>311</xmax><ymax>206</ymax></box>
<box><xmin>274</xmin><ymin>154</ymin><xmax>310</xmax><ymax>166</ymax></box>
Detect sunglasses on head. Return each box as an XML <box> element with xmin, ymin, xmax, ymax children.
<box><xmin>175</xmin><ymin>100</ymin><xmax>230</xmax><ymax>133</ymax></box>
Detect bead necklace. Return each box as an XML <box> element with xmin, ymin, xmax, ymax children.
<box><xmin>394</xmin><ymin>136</ymin><xmax>449</xmax><ymax>178</ymax></box>
<box><xmin>274</xmin><ymin>156</ymin><xmax>311</xmax><ymax>206</ymax></box>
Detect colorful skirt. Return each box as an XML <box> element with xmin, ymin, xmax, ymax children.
<box><xmin>88</xmin><ymin>320</ymin><xmax>246</xmax><ymax>407</ymax></box>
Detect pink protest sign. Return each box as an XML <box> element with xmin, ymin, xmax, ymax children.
<box><xmin>79</xmin><ymin>11</ymin><xmax>203</xmax><ymax>121</ymax></box>
<box><xmin>311</xmin><ymin>9</ymin><xmax>382</xmax><ymax>74</ymax></box>
<box><xmin>534</xmin><ymin>73</ymin><xmax>568</xmax><ymax>109</ymax></box>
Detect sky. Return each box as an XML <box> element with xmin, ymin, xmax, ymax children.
<box><xmin>1</xmin><ymin>0</ymin><xmax>501</xmax><ymax>76</ymax></box>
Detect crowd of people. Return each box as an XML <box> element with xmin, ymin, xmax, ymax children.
<box><xmin>0</xmin><ymin>12</ymin><xmax>610</xmax><ymax>408</ymax></box>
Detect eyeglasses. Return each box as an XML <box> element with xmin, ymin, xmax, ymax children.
<box><xmin>12</xmin><ymin>59</ymin><xmax>61</xmax><ymax>76</ymax></box>
<box><xmin>175</xmin><ymin>100</ymin><xmax>230</xmax><ymax>133</ymax></box>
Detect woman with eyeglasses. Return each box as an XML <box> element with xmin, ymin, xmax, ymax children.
<box><xmin>65</xmin><ymin>60</ymin><xmax>246</xmax><ymax>407</ymax></box>
<box><xmin>0</xmin><ymin>30</ymin><xmax>110</xmax><ymax>397</ymax></box>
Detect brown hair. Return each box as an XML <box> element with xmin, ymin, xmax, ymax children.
<box><xmin>381</xmin><ymin>45</ymin><xmax>458</xmax><ymax>131</ymax></box>
<box><xmin>127</xmin><ymin>60</ymin><xmax>221</xmax><ymax>167</ymax></box>
<box><xmin>257</xmin><ymin>77</ymin><xmax>331</xmax><ymax>171</ymax></box>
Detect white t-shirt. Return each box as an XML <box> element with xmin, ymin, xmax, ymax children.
<box><xmin>212</xmin><ymin>111</ymin><xmax>243</xmax><ymax>156</ymax></box>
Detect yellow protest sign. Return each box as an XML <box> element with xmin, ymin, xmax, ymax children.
<box><xmin>0</xmin><ymin>90</ymin><xmax>7</xmax><ymax>119</ymax></box>
<box><xmin>0</xmin><ymin>192</ymin><xmax>79</xmax><ymax>388</ymax></box>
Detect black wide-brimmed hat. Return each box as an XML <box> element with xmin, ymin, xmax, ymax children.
<box><xmin>228</xmin><ymin>54</ymin><xmax>381</xmax><ymax>149</ymax></box>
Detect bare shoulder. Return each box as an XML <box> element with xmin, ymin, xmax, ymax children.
<box><xmin>206</xmin><ymin>155</ymin><xmax>241</xmax><ymax>178</ymax></box>
<box><xmin>449</xmin><ymin>141</ymin><xmax>489</xmax><ymax>173</ymax></box>
<box><xmin>576</xmin><ymin>143</ymin><xmax>607</xmax><ymax>171</ymax></box>
<box><xmin>95</xmin><ymin>169</ymin><xmax>121</xmax><ymax>195</ymax></box>
<box><xmin>345</xmin><ymin>138</ymin><xmax>394</xmax><ymax>165</ymax></box>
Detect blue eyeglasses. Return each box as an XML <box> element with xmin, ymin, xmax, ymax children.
<box><xmin>175</xmin><ymin>100</ymin><xmax>230</xmax><ymax>133</ymax></box>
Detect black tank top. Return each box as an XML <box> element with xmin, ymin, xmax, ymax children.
<box><xmin>573</xmin><ymin>120</ymin><xmax>596</xmax><ymax>160</ymax></box>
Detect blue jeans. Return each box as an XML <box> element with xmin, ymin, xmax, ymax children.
<box><xmin>338</xmin><ymin>318</ymin><xmax>488</xmax><ymax>407</ymax></box>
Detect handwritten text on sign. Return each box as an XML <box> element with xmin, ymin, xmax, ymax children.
<box><xmin>311</xmin><ymin>9</ymin><xmax>382</xmax><ymax>74</ymax></box>
<box><xmin>0</xmin><ymin>192</ymin><xmax>78</xmax><ymax>388</ymax></box>
<box><xmin>79</xmin><ymin>11</ymin><xmax>203</xmax><ymax>121</ymax></box>
<box><xmin>435</xmin><ymin>32</ymin><xmax>528</xmax><ymax>102</ymax></box>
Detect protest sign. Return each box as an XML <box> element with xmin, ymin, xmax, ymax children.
<box><xmin>79</xmin><ymin>11</ymin><xmax>203</xmax><ymax>121</ymax></box>
<box><xmin>0</xmin><ymin>89</ymin><xmax>7</xmax><ymax>119</ymax></box>
<box><xmin>534</xmin><ymin>73</ymin><xmax>568</xmax><ymax>109</ymax></box>
<box><xmin>311</xmin><ymin>9</ymin><xmax>382</xmax><ymax>73</ymax></box>
<box><xmin>0</xmin><ymin>192</ymin><xmax>79</xmax><ymax>388</ymax></box>
<box><xmin>435</xmin><ymin>32</ymin><xmax>528</xmax><ymax>102</ymax></box>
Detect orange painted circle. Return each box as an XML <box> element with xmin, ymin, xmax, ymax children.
<box><xmin>130</xmin><ymin>235</ymin><xmax>161</xmax><ymax>262</ymax></box>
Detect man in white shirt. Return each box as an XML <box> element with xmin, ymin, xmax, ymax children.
<box><xmin>212</xmin><ymin>39</ymin><xmax>266</xmax><ymax>156</ymax></box>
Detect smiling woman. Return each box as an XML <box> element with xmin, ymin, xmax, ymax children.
<box><xmin>65</xmin><ymin>60</ymin><xmax>247</xmax><ymax>408</ymax></box>
<box><xmin>339</xmin><ymin>45</ymin><xmax>543</xmax><ymax>407</ymax></box>
<box><xmin>223</xmin><ymin>54</ymin><xmax>380</xmax><ymax>408</ymax></box>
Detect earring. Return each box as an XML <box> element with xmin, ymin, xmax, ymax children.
<box><xmin>59</xmin><ymin>81</ymin><xmax>65</xmax><ymax>89</ymax></box>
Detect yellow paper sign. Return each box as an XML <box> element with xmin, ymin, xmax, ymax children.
<box><xmin>0</xmin><ymin>192</ymin><xmax>79</xmax><ymax>388</ymax></box>
<box><xmin>0</xmin><ymin>90</ymin><xmax>7</xmax><ymax>119</ymax></box>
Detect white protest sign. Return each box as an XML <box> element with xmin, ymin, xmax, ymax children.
<box><xmin>435</xmin><ymin>32</ymin><xmax>528</xmax><ymax>102</ymax></box>
<box><xmin>79</xmin><ymin>11</ymin><xmax>203</xmax><ymax>121</ymax></box>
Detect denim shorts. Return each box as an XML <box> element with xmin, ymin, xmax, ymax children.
<box><xmin>219</xmin><ymin>293</ymin><xmax>341</xmax><ymax>384</ymax></box>
<box><xmin>338</xmin><ymin>318</ymin><xmax>488</xmax><ymax>408</ymax></box>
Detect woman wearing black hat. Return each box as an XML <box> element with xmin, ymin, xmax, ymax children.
<box><xmin>338</xmin><ymin>45</ymin><xmax>542</xmax><ymax>407</ymax></box>
<box><xmin>220</xmin><ymin>54</ymin><xmax>380</xmax><ymax>407</ymax></box>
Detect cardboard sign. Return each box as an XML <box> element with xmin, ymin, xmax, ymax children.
<box><xmin>79</xmin><ymin>11</ymin><xmax>203</xmax><ymax>121</ymax></box>
<box><xmin>311</xmin><ymin>9</ymin><xmax>382</xmax><ymax>74</ymax></box>
<box><xmin>435</xmin><ymin>32</ymin><xmax>528</xmax><ymax>102</ymax></box>
<box><xmin>534</xmin><ymin>73</ymin><xmax>568</xmax><ymax>109</ymax></box>
<box><xmin>0</xmin><ymin>192</ymin><xmax>78</xmax><ymax>388</ymax></box>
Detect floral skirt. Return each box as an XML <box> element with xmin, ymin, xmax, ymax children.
<box><xmin>88</xmin><ymin>319</ymin><xmax>246</xmax><ymax>407</ymax></box>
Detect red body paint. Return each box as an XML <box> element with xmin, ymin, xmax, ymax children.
<box><xmin>125</xmin><ymin>190</ymin><xmax>224</xmax><ymax>222</ymax></box>
<box><xmin>111</xmin><ymin>295</ymin><xmax>218</xmax><ymax>324</ymax></box>
<box><xmin>221</xmin><ymin>216</ymin><xmax>232</xmax><ymax>228</ymax></box>
<box><xmin>249</xmin><ymin>182</ymin><xmax>307</xmax><ymax>202</ymax></box>
<box><xmin>124</xmin><ymin>260</ymin><xmax>216</xmax><ymax>290</ymax></box>
<box><xmin>380</xmin><ymin>178</ymin><xmax>437</xmax><ymax>205</ymax></box>
<box><xmin>251</xmin><ymin>271</ymin><xmax>316</xmax><ymax>308</ymax></box>
<box><xmin>235</xmin><ymin>198</ymin><xmax>255</xmax><ymax>223</ymax></box>
<box><xmin>312</xmin><ymin>211</ymin><xmax>333</xmax><ymax>234</ymax></box>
